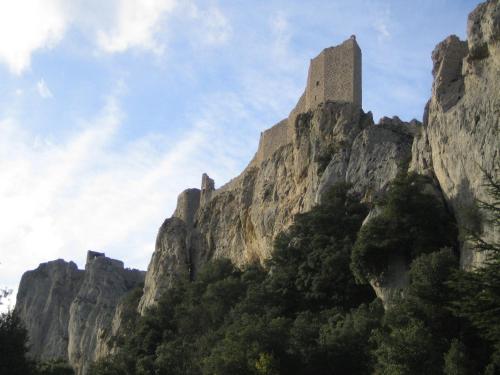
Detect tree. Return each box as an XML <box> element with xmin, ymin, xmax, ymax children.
<box><xmin>450</xmin><ymin>170</ymin><xmax>500</xmax><ymax>371</ymax></box>
<box><xmin>0</xmin><ymin>310</ymin><xmax>34</xmax><ymax>375</ymax></box>
<box><xmin>36</xmin><ymin>359</ymin><xmax>74</xmax><ymax>375</ymax></box>
<box><xmin>351</xmin><ymin>172</ymin><xmax>457</xmax><ymax>283</ymax></box>
<box><xmin>267</xmin><ymin>182</ymin><xmax>373</xmax><ymax>313</ymax></box>
<box><xmin>443</xmin><ymin>339</ymin><xmax>473</xmax><ymax>375</ymax></box>
<box><xmin>372</xmin><ymin>249</ymin><xmax>461</xmax><ymax>374</ymax></box>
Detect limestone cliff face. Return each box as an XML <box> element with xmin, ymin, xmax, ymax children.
<box><xmin>138</xmin><ymin>102</ymin><xmax>418</xmax><ymax>313</ymax></box>
<box><xmin>139</xmin><ymin>0</ymin><xmax>499</xmax><ymax>313</ymax></box>
<box><xmin>15</xmin><ymin>1</ymin><xmax>499</xmax><ymax>371</ymax></box>
<box><xmin>16</xmin><ymin>260</ymin><xmax>84</xmax><ymax>361</ymax></box>
<box><xmin>411</xmin><ymin>0</ymin><xmax>500</xmax><ymax>268</ymax></box>
<box><xmin>68</xmin><ymin>253</ymin><xmax>145</xmax><ymax>375</ymax></box>
<box><xmin>16</xmin><ymin>252</ymin><xmax>145</xmax><ymax>375</ymax></box>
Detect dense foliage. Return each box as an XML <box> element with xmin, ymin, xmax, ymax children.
<box><xmin>0</xmin><ymin>291</ymin><xmax>74</xmax><ymax>375</ymax></box>
<box><xmin>449</xmin><ymin>171</ymin><xmax>500</xmax><ymax>373</ymax></box>
<box><xmin>0</xmin><ymin>310</ymin><xmax>33</xmax><ymax>375</ymax></box>
<box><xmin>350</xmin><ymin>172</ymin><xmax>457</xmax><ymax>283</ymax></box>
<box><xmin>89</xmin><ymin>175</ymin><xmax>500</xmax><ymax>374</ymax></box>
<box><xmin>4</xmin><ymin>172</ymin><xmax>498</xmax><ymax>374</ymax></box>
<box><xmin>90</xmin><ymin>183</ymin><xmax>378</xmax><ymax>375</ymax></box>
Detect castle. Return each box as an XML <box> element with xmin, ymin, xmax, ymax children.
<box><xmin>305</xmin><ymin>35</ymin><xmax>362</xmax><ymax>110</ymax></box>
<box><xmin>178</xmin><ymin>37</ymin><xmax>363</xmax><ymax>205</ymax></box>
<box><xmin>254</xmin><ymin>36</ymin><xmax>362</xmax><ymax>164</ymax></box>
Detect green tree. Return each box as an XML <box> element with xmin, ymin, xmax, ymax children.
<box><xmin>450</xmin><ymin>170</ymin><xmax>500</xmax><ymax>371</ymax></box>
<box><xmin>0</xmin><ymin>310</ymin><xmax>35</xmax><ymax>375</ymax></box>
<box><xmin>351</xmin><ymin>172</ymin><xmax>457</xmax><ymax>283</ymax></box>
<box><xmin>372</xmin><ymin>249</ymin><xmax>460</xmax><ymax>374</ymax></box>
<box><xmin>443</xmin><ymin>339</ymin><xmax>473</xmax><ymax>375</ymax></box>
<box><xmin>267</xmin><ymin>182</ymin><xmax>373</xmax><ymax>313</ymax></box>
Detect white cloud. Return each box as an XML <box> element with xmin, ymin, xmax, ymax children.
<box><xmin>373</xmin><ymin>19</ymin><xmax>391</xmax><ymax>41</ymax></box>
<box><xmin>36</xmin><ymin>79</ymin><xmax>53</xmax><ymax>99</ymax></box>
<box><xmin>96</xmin><ymin>0</ymin><xmax>177</xmax><ymax>54</ymax></box>
<box><xmin>0</xmin><ymin>83</ymin><xmax>257</xmax><ymax>312</ymax></box>
<box><xmin>0</xmin><ymin>0</ymin><xmax>66</xmax><ymax>74</ymax></box>
<box><xmin>372</xmin><ymin>6</ymin><xmax>392</xmax><ymax>43</ymax></box>
<box><xmin>0</xmin><ymin>0</ymin><xmax>233</xmax><ymax>73</ymax></box>
<box><xmin>270</xmin><ymin>12</ymin><xmax>291</xmax><ymax>60</ymax></box>
<box><xmin>185</xmin><ymin>3</ymin><xmax>232</xmax><ymax>47</ymax></box>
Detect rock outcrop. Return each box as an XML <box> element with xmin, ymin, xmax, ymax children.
<box><xmin>15</xmin><ymin>1</ymin><xmax>499</xmax><ymax>373</ymax></box>
<box><xmin>411</xmin><ymin>0</ymin><xmax>499</xmax><ymax>268</ymax></box>
<box><xmin>138</xmin><ymin>101</ymin><xmax>419</xmax><ymax>313</ymax></box>
<box><xmin>68</xmin><ymin>252</ymin><xmax>145</xmax><ymax>375</ymax></box>
<box><xmin>16</xmin><ymin>252</ymin><xmax>145</xmax><ymax>375</ymax></box>
<box><xmin>16</xmin><ymin>260</ymin><xmax>84</xmax><ymax>361</ymax></box>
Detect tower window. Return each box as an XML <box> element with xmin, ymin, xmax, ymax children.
<box><xmin>316</xmin><ymin>81</ymin><xmax>320</xmax><ymax>87</ymax></box>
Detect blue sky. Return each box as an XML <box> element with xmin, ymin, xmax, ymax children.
<box><xmin>0</xmin><ymin>0</ymin><xmax>481</xmax><ymax>309</ymax></box>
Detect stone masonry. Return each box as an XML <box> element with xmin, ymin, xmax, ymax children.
<box><xmin>254</xmin><ymin>36</ymin><xmax>363</xmax><ymax>164</ymax></box>
<box><xmin>305</xmin><ymin>36</ymin><xmax>362</xmax><ymax>111</ymax></box>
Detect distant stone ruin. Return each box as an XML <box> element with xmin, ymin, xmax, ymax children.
<box><xmin>254</xmin><ymin>36</ymin><xmax>362</xmax><ymax>164</ymax></box>
<box><xmin>305</xmin><ymin>35</ymin><xmax>362</xmax><ymax>110</ymax></box>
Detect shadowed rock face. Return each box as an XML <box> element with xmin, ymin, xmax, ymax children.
<box><xmin>15</xmin><ymin>1</ymin><xmax>499</xmax><ymax>372</ymax></box>
<box><xmin>68</xmin><ymin>255</ymin><xmax>145</xmax><ymax>375</ymax></box>
<box><xmin>16</xmin><ymin>260</ymin><xmax>84</xmax><ymax>361</ymax></box>
<box><xmin>138</xmin><ymin>101</ymin><xmax>419</xmax><ymax>314</ymax></box>
<box><xmin>16</xmin><ymin>252</ymin><xmax>145</xmax><ymax>375</ymax></box>
<box><xmin>411</xmin><ymin>0</ymin><xmax>499</xmax><ymax>268</ymax></box>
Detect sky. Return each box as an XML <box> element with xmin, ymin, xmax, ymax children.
<box><xmin>0</xmin><ymin>0</ymin><xmax>481</xmax><ymax>310</ymax></box>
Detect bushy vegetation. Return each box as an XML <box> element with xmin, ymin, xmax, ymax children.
<box><xmin>4</xmin><ymin>172</ymin><xmax>498</xmax><ymax>374</ymax></box>
<box><xmin>90</xmin><ymin>175</ymin><xmax>500</xmax><ymax>374</ymax></box>
<box><xmin>0</xmin><ymin>290</ymin><xmax>74</xmax><ymax>375</ymax></box>
<box><xmin>350</xmin><ymin>172</ymin><xmax>457</xmax><ymax>283</ymax></box>
<box><xmin>0</xmin><ymin>309</ymin><xmax>33</xmax><ymax>375</ymax></box>
<box><xmin>0</xmin><ymin>309</ymin><xmax>74</xmax><ymax>375</ymax></box>
<box><xmin>90</xmin><ymin>183</ymin><xmax>378</xmax><ymax>375</ymax></box>
<box><xmin>449</xmin><ymin>171</ymin><xmax>500</xmax><ymax>373</ymax></box>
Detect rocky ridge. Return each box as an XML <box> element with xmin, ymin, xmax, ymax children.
<box><xmin>15</xmin><ymin>1</ymin><xmax>499</xmax><ymax>373</ymax></box>
<box><xmin>16</xmin><ymin>252</ymin><xmax>145</xmax><ymax>375</ymax></box>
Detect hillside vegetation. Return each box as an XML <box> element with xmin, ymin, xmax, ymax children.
<box><xmin>85</xmin><ymin>173</ymin><xmax>499</xmax><ymax>374</ymax></box>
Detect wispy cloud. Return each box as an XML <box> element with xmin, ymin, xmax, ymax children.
<box><xmin>0</xmin><ymin>0</ymin><xmax>232</xmax><ymax>74</ymax></box>
<box><xmin>270</xmin><ymin>12</ymin><xmax>293</xmax><ymax>64</ymax></box>
<box><xmin>36</xmin><ymin>79</ymin><xmax>53</xmax><ymax>99</ymax></box>
<box><xmin>95</xmin><ymin>0</ymin><xmax>177</xmax><ymax>54</ymax></box>
<box><xmin>372</xmin><ymin>5</ymin><xmax>392</xmax><ymax>43</ymax></box>
<box><xmin>0</xmin><ymin>0</ymin><xmax>66</xmax><ymax>74</ymax></box>
<box><xmin>0</xmin><ymin>80</ymin><xmax>262</xmax><ymax>311</ymax></box>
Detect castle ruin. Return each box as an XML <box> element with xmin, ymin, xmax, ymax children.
<box><xmin>305</xmin><ymin>35</ymin><xmax>362</xmax><ymax>110</ymax></box>
<box><xmin>255</xmin><ymin>36</ymin><xmax>362</xmax><ymax>164</ymax></box>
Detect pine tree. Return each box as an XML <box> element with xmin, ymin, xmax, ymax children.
<box><xmin>450</xmin><ymin>169</ymin><xmax>500</xmax><ymax>370</ymax></box>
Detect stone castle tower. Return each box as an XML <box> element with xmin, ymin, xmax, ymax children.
<box><xmin>254</xmin><ymin>36</ymin><xmax>363</xmax><ymax>164</ymax></box>
<box><xmin>305</xmin><ymin>35</ymin><xmax>362</xmax><ymax>110</ymax></box>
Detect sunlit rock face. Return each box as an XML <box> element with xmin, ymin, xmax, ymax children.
<box><xmin>68</xmin><ymin>253</ymin><xmax>145</xmax><ymax>375</ymax></box>
<box><xmin>138</xmin><ymin>101</ymin><xmax>419</xmax><ymax>314</ymax></box>
<box><xmin>411</xmin><ymin>0</ymin><xmax>500</xmax><ymax>269</ymax></box>
<box><xmin>15</xmin><ymin>2</ymin><xmax>500</xmax><ymax>373</ymax></box>
<box><xmin>16</xmin><ymin>252</ymin><xmax>145</xmax><ymax>375</ymax></box>
<box><xmin>16</xmin><ymin>260</ymin><xmax>84</xmax><ymax>361</ymax></box>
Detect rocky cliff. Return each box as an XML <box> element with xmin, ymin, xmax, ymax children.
<box><xmin>16</xmin><ymin>252</ymin><xmax>145</xmax><ymax>374</ymax></box>
<box><xmin>15</xmin><ymin>1</ymin><xmax>499</xmax><ymax>373</ymax></box>
<box><xmin>139</xmin><ymin>0</ymin><xmax>498</xmax><ymax>313</ymax></box>
<box><xmin>16</xmin><ymin>260</ymin><xmax>84</xmax><ymax>361</ymax></box>
<box><xmin>411</xmin><ymin>0</ymin><xmax>499</xmax><ymax>268</ymax></box>
<box><xmin>138</xmin><ymin>102</ymin><xmax>419</xmax><ymax>313</ymax></box>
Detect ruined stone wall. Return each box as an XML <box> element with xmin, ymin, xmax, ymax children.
<box><xmin>173</xmin><ymin>188</ymin><xmax>201</xmax><ymax>227</ymax></box>
<box><xmin>255</xmin><ymin>119</ymin><xmax>289</xmax><ymax>163</ymax></box>
<box><xmin>305</xmin><ymin>52</ymin><xmax>326</xmax><ymax>110</ymax></box>
<box><xmin>305</xmin><ymin>38</ymin><xmax>362</xmax><ymax>110</ymax></box>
